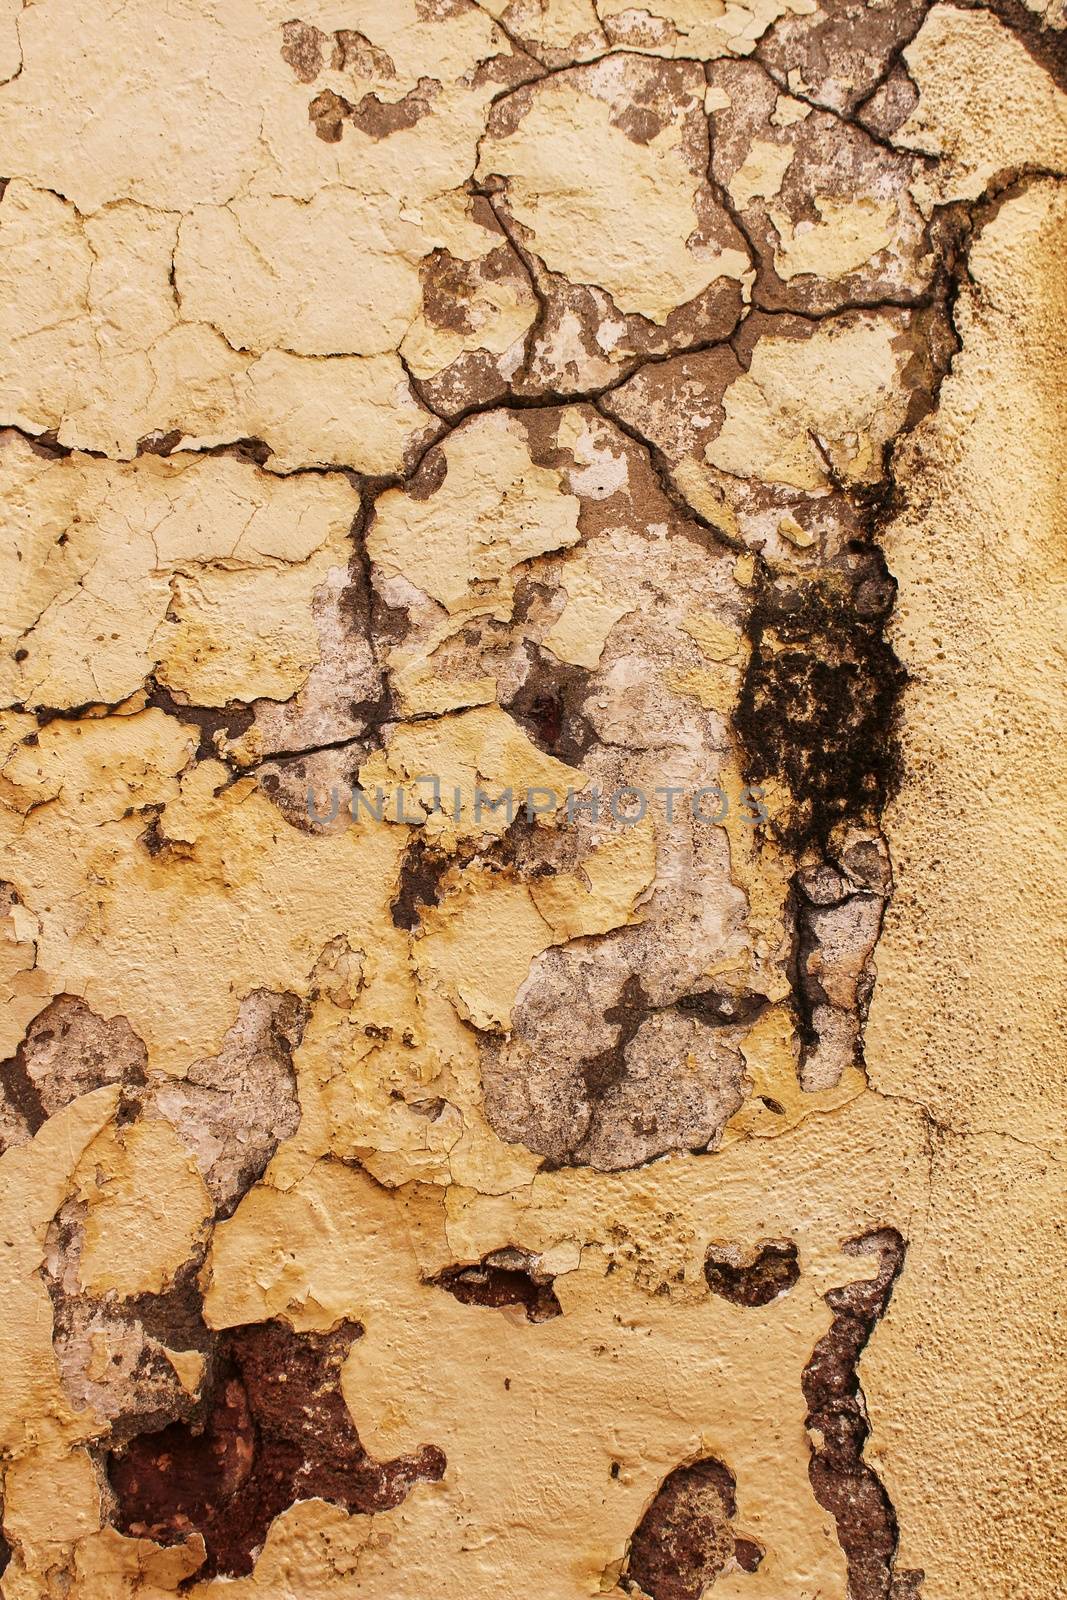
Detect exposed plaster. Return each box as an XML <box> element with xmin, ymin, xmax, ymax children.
<box><xmin>0</xmin><ymin>1</ymin><xmax>1063</xmax><ymax>1596</ymax></box>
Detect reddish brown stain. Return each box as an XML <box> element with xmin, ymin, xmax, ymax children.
<box><xmin>419</xmin><ymin>248</ymin><xmax>482</xmax><ymax>336</ymax></box>
<box><xmin>348</xmin><ymin>78</ymin><xmax>440</xmax><ymax>140</ymax></box>
<box><xmin>623</xmin><ymin>1456</ymin><xmax>761</xmax><ymax>1600</ymax></box>
<box><xmin>431</xmin><ymin>1254</ymin><xmax>562</xmax><ymax>1324</ymax></box>
<box><xmin>280</xmin><ymin>19</ymin><xmax>327</xmax><ymax>84</ymax></box>
<box><xmin>704</xmin><ymin>1239</ymin><xmax>800</xmax><ymax>1307</ymax></box>
<box><xmin>308</xmin><ymin>88</ymin><xmax>351</xmax><ymax>144</ymax></box>
<box><xmin>802</xmin><ymin>1230</ymin><xmax>924</xmax><ymax>1600</ymax></box>
<box><xmin>107</xmin><ymin>1319</ymin><xmax>445</xmax><ymax>1577</ymax></box>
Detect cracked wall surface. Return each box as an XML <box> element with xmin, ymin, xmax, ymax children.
<box><xmin>0</xmin><ymin>2</ymin><xmax>1063</xmax><ymax>1597</ymax></box>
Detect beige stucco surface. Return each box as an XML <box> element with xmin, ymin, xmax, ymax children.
<box><xmin>0</xmin><ymin>3</ymin><xmax>1063</xmax><ymax>1598</ymax></box>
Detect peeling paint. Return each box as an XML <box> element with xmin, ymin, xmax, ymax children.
<box><xmin>0</xmin><ymin>1</ymin><xmax>1063</xmax><ymax>1596</ymax></box>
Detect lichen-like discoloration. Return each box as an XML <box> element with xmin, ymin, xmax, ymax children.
<box><xmin>0</xmin><ymin>0</ymin><xmax>1063</xmax><ymax>1595</ymax></box>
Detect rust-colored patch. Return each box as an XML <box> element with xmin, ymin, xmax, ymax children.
<box><xmin>107</xmin><ymin>1319</ymin><xmax>446</xmax><ymax>1577</ymax></box>
<box><xmin>280</xmin><ymin>19</ymin><xmax>327</xmax><ymax>85</ymax></box>
<box><xmin>431</xmin><ymin>1251</ymin><xmax>562</xmax><ymax>1324</ymax></box>
<box><xmin>348</xmin><ymin>78</ymin><xmax>441</xmax><ymax>140</ymax></box>
<box><xmin>704</xmin><ymin>1240</ymin><xmax>800</xmax><ymax>1307</ymax></box>
<box><xmin>308</xmin><ymin>88</ymin><xmax>351</xmax><ymax>144</ymax></box>
<box><xmin>623</xmin><ymin>1455</ymin><xmax>760</xmax><ymax>1600</ymax></box>
<box><xmin>803</xmin><ymin>1230</ymin><xmax>924</xmax><ymax>1600</ymax></box>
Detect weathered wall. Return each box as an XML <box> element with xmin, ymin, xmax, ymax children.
<box><xmin>0</xmin><ymin>3</ymin><xmax>1063</xmax><ymax>1598</ymax></box>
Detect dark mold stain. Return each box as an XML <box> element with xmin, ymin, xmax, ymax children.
<box><xmin>390</xmin><ymin>833</ymin><xmax>453</xmax><ymax>931</ymax></box>
<box><xmin>675</xmin><ymin>988</ymin><xmax>769</xmax><ymax>1028</ymax></box>
<box><xmin>48</xmin><ymin>1259</ymin><xmax>215</xmax><ymax>1449</ymax></box>
<box><xmin>145</xmin><ymin>680</ymin><xmax>255</xmax><ymax>763</ymax></box>
<box><xmin>138</xmin><ymin>807</ymin><xmax>195</xmax><ymax>861</ymax></box>
<box><xmin>123</xmin><ymin>1261</ymin><xmax>214</xmax><ymax>1375</ymax></box>
<box><xmin>736</xmin><ymin>548</ymin><xmax>905</xmax><ymax>853</ymax></box>
<box><xmin>0</xmin><ymin>1038</ymin><xmax>46</xmax><ymax>1137</ymax></box>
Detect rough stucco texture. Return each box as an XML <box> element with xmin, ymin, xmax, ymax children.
<box><xmin>0</xmin><ymin>2</ymin><xmax>1063</xmax><ymax>1598</ymax></box>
